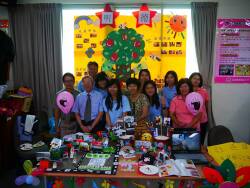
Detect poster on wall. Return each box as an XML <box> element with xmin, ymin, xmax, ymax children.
<box><xmin>214</xmin><ymin>18</ymin><xmax>250</xmax><ymax>84</ymax></box>
<box><xmin>74</xmin><ymin>5</ymin><xmax>187</xmax><ymax>87</ymax></box>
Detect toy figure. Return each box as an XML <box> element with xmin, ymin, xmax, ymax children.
<box><xmin>141</xmin><ymin>133</ymin><xmax>153</xmax><ymax>142</ymax></box>
<box><xmin>139</xmin><ymin>151</ymin><xmax>155</xmax><ymax>165</ymax></box>
<box><xmin>79</xmin><ymin>142</ymin><xmax>90</xmax><ymax>152</ymax></box>
<box><xmin>102</xmin><ymin>138</ymin><xmax>109</xmax><ymax>148</ymax></box>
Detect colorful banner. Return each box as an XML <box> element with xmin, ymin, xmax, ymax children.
<box><xmin>214</xmin><ymin>18</ymin><xmax>250</xmax><ymax>84</ymax></box>
<box><xmin>74</xmin><ymin>12</ymin><xmax>187</xmax><ymax>87</ymax></box>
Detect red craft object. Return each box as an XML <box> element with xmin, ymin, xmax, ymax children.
<box><xmin>133</xmin><ymin>4</ymin><xmax>157</xmax><ymax>28</ymax></box>
<box><xmin>132</xmin><ymin>52</ymin><xmax>138</xmax><ymax>59</ymax></box>
<box><xmin>109</xmin><ymin>180</ymin><xmax>122</xmax><ymax>187</ymax></box>
<box><xmin>53</xmin><ymin>179</ymin><xmax>64</xmax><ymax>188</ymax></box>
<box><xmin>39</xmin><ymin>160</ymin><xmax>49</xmax><ymax>170</ymax></box>
<box><xmin>97</xmin><ymin>131</ymin><xmax>103</xmax><ymax>138</ymax></box>
<box><xmin>111</xmin><ymin>52</ymin><xmax>118</xmax><ymax>61</ymax></box>
<box><xmin>31</xmin><ymin>168</ymin><xmax>45</xmax><ymax>176</ymax></box>
<box><xmin>96</xmin><ymin>4</ymin><xmax>119</xmax><ymax>28</ymax></box>
<box><xmin>203</xmin><ymin>167</ymin><xmax>224</xmax><ymax>184</ymax></box>
<box><xmin>76</xmin><ymin>177</ymin><xmax>85</xmax><ymax>187</ymax></box>
<box><xmin>134</xmin><ymin>40</ymin><xmax>141</xmax><ymax>47</ymax></box>
<box><xmin>106</xmin><ymin>39</ymin><xmax>114</xmax><ymax>47</ymax></box>
<box><xmin>122</xmin><ymin>34</ymin><xmax>128</xmax><ymax>40</ymax></box>
<box><xmin>236</xmin><ymin>167</ymin><xmax>250</xmax><ymax>187</ymax></box>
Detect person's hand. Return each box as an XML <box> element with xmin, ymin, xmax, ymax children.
<box><xmin>81</xmin><ymin>125</ymin><xmax>90</xmax><ymax>133</ymax></box>
<box><xmin>87</xmin><ymin>125</ymin><xmax>93</xmax><ymax>132</ymax></box>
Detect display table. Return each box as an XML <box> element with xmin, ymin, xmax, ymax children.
<box><xmin>43</xmin><ymin>163</ymin><xmax>205</xmax><ymax>180</ymax></box>
<box><xmin>41</xmin><ymin>148</ymin><xmax>215</xmax><ymax>188</ymax></box>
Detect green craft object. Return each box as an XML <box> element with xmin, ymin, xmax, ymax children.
<box><xmin>219</xmin><ymin>159</ymin><xmax>236</xmax><ymax>182</ymax></box>
<box><xmin>102</xmin><ymin>27</ymin><xmax>145</xmax><ymax>74</ymax></box>
<box><xmin>23</xmin><ymin>160</ymin><xmax>33</xmax><ymax>175</ymax></box>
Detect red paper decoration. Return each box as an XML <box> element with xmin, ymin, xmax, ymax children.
<box><xmin>132</xmin><ymin>52</ymin><xmax>138</xmax><ymax>59</ymax></box>
<box><xmin>203</xmin><ymin>167</ymin><xmax>224</xmax><ymax>184</ymax></box>
<box><xmin>111</xmin><ymin>52</ymin><xmax>118</xmax><ymax>61</ymax></box>
<box><xmin>96</xmin><ymin>4</ymin><xmax>119</xmax><ymax>28</ymax></box>
<box><xmin>236</xmin><ymin>167</ymin><xmax>250</xmax><ymax>187</ymax></box>
<box><xmin>106</xmin><ymin>39</ymin><xmax>114</xmax><ymax>47</ymax></box>
<box><xmin>133</xmin><ymin>4</ymin><xmax>157</xmax><ymax>28</ymax></box>
<box><xmin>134</xmin><ymin>40</ymin><xmax>141</xmax><ymax>47</ymax></box>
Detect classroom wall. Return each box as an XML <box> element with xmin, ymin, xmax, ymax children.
<box><xmin>0</xmin><ymin>5</ymin><xmax>14</xmax><ymax>90</ymax></box>
<box><xmin>213</xmin><ymin>0</ymin><xmax>250</xmax><ymax>143</ymax></box>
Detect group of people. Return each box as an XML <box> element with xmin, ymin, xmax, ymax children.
<box><xmin>55</xmin><ymin>61</ymin><xmax>209</xmax><ymax>144</ymax></box>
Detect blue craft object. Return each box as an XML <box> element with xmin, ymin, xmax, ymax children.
<box><xmin>47</xmin><ymin>181</ymin><xmax>53</xmax><ymax>188</ymax></box>
<box><xmin>92</xmin><ymin>180</ymin><xmax>99</xmax><ymax>188</ymax></box>
<box><xmin>85</xmin><ymin>47</ymin><xmax>95</xmax><ymax>58</ymax></box>
<box><xmin>49</xmin><ymin>117</ymin><xmax>56</xmax><ymax>134</ymax></box>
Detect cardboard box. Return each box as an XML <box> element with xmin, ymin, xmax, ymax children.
<box><xmin>9</xmin><ymin>94</ymin><xmax>32</xmax><ymax>113</ymax></box>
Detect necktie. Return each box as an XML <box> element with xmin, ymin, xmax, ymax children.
<box><xmin>84</xmin><ymin>93</ymin><xmax>91</xmax><ymax>122</ymax></box>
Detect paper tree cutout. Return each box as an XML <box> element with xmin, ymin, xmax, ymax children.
<box><xmin>133</xmin><ymin>4</ymin><xmax>157</xmax><ymax>28</ymax></box>
<box><xmin>202</xmin><ymin>159</ymin><xmax>250</xmax><ymax>188</ymax></box>
<box><xmin>96</xmin><ymin>4</ymin><xmax>119</xmax><ymax>28</ymax></box>
<box><xmin>102</xmin><ymin>27</ymin><xmax>145</xmax><ymax>80</ymax></box>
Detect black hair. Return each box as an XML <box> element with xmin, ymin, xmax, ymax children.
<box><xmin>126</xmin><ymin>77</ymin><xmax>141</xmax><ymax>90</ymax></box>
<box><xmin>105</xmin><ymin>79</ymin><xmax>123</xmax><ymax>111</ymax></box>
<box><xmin>95</xmin><ymin>71</ymin><xmax>108</xmax><ymax>89</ymax></box>
<box><xmin>62</xmin><ymin>72</ymin><xmax>75</xmax><ymax>82</ymax></box>
<box><xmin>143</xmin><ymin>80</ymin><xmax>160</xmax><ymax>109</ymax></box>
<box><xmin>176</xmin><ymin>78</ymin><xmax>193</xmax><ymax>95</ymax></box>
<box><xmin>0</xmin><ymin>30</ymin><xmax>15</xmax><ymax>85</ymax></box>
<box><xmin>87</xmin><ymin>61</ymin><xmax>98</xmax><ymax>68</ymax></box>
<box><xmin>164</xmin><ymin>70</ymin><xmax>178</xmax><ymax>87</ymax></box>
<box><xmin>139</xmin><ymin>69</ymin><xmax>151</xmax><ymax>80</ymax></box>
<box><xmin>189</xmin><ymin>72</ymin><xmax>203</xmax><ymax>87</ymax></box>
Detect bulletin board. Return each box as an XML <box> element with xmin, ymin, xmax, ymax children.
<box><xmin>214</xmin><ymin>19</ymin><xmax>250</xmax><ymax>84</ymax></box>
<box><xmin>74</xmin><ymin>11</ymin><xmax>187</xmax><ymax>87</ymax></box>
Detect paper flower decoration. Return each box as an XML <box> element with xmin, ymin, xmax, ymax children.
<box><xmin>202</xmin><ymin>159</ymin><xmax>250</xmax><ymax>188</ymax></box>
<box><xmin>53</xmin><ymin>179</ymin><xmax>64</xmax><ymax>188</ymax></box>
<box><xmin>15</xmin><ymin>160</ymin><xmax>40</xmax><ymax>186</ymax></box>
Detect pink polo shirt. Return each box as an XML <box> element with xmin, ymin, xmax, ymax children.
<box><xmin>169</xmin><ymin>95</ymin><xmax>200</xmax><ymax>130</ymax></box>
<box><xmin>196</xmin><ymin>88</ymin><xmax>209</xmax><ymax>123</ymax></box>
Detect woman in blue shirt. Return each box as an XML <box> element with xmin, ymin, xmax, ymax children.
<box><xmin>143</xmin><ymin>80</ymin><xmax>167</xmax><ymax>122</ymax></box>
<box><xmin>161</xmin><ymin>71</ymin><xmax>178</xmax><ymax>116</ymax></box>
<box><xmin>103</xmin><ymin>79</ymin><xmax>131</xmax><ymax>130</ymax></box>
<box><xmin>94</xmin><ymin>71</ymin><xmax>109</xmax><ymax>99</ymax></box>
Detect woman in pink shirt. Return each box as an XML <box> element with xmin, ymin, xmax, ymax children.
<box><xmin>189</xmin><ymin>72</ymin><xmax>209</xmax><ymax>144</ymax></box>
<box><xmin>170</xmin><ymin>78</ymin><xmax>202</xmax><ymax>130</ymax></box>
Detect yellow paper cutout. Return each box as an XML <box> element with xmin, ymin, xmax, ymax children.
<box><xmin>208</xmin><ymin>142</ymin><xmax>250</xmax><ymax>169</ymax></box>
<box><xmin>74</xmin><ymin>14</ymin><xmax>186</xmax><ymax>86</ymax></box>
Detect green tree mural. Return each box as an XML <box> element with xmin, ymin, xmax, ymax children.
<box><xmin>102</xmin><ymin>27</ymin><xmax>145</xmax><ymax>80</ymax></box>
